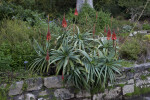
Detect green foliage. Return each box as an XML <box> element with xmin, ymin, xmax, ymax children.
<box><xmin>0</xmin><ymin>69</ymin><xmax>38</xmax><ymax>84</ymax></box>
<box><xmin>141</xmin><ymin>75</ymin><xmax>147</xmax><ymax>80</ymax></box>
<box><xmin>0</xmin><ymin>19</ymin><xmax>38</xmax><ymax>70</ymax></box>
<box><xmin>120</xmin><ymin>60</ymin><xmax>134</xmax><ymax>67</ymax></box>
<box><xmin>0</xmin><ymin>1</ymin><xmax>46</xmax><ymax>26</ymax></box>
<box><xmin>0</xmin><ymin>88</ymin><xmax>7</xmax><ymax>100</ymax></box>
<box><xmin>143</xmin><ymin>35</ymin><xmax>150</xmax><ymax>41</ymax></box>
<box><xmin>118</xmin><ymin>84</ymin><xmax>125</xmax><ymax>87</ymax></box>
<box><xmin>66</xmin><ymin>4</ymin><xmax>111</xmax><ymax>33</ymax></box>
<box><xmin>143</xmin><ymin>23</ymin><xmax>150</xmax><ymax>30</ymax></box>
<box><xmin>29</xmin><ymin>39</ymin><xmax>50</xmax><ymax>74</ymax></box>
<box><xmin>120</xmin><ymin>38</ymin><xmax>144</xmax><ymax>60</ymax></box>
<box><xmin>125</xmin><ymin>86</ymin><xmax>150</xmax><ymax>97</ymax></box>
<box><xmin>50</xmin><ymin>42</ymin><xmax>82</xmax><ymax>75</ymax></box>
<box><xmin>0</xmin><ymin>50</ymin><xmax>12</xmax><ymax>71</ymax></box>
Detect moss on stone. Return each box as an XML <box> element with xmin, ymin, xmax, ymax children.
<box><xmin>130</xmin><ymin>69</ymin><xmax>135</xmax><ymax>73</ymax></box>
<box><xmin>148</xmin><ymin>68</ymin><xmax>150</xmax><ymax>72</ymax></box>
<box><xmin>37</xmin><ymin>95</ymin><xmax>49</xmax><ymax>99</ymax></box>
<box><xmin>141</xmin><ymin>75</ymin><xmax>147</xmax><ymax>80</ymax></box>
<box><xmin>118</xmin><ymin>84</ymin><xmax>125</xmax><ymax>87</ymax></box>
<box><xmin>125</xmin><ymin>86</ymin><xmax>150</xmax><ymax>97</ymax></box>
<box><xmin>22</xmin><ymin>82</ymin><xmax>28</xmax><ymax>91</ymax></box>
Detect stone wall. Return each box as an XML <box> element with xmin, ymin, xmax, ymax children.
<box><xmin>1</xmin><ymin>63</ymin><xmax>150</xmax><ymax>100</ymax></box>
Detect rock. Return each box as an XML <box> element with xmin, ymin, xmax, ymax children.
<box><xmin>104</xmin><ymin>87</ymin><xmax>121</xmax><ymax>99</ymax></box>
<box><xmin>128</xmin><ymin>79</ymin><xmax>134</xmax><ymax>84</ymax></box>
<box><xmin>13</xmin><ymin>95</ymin><xmax>24</xmax><ymax>100</ymax></box>
<box><xmin>129</xmin><ymin>31</ymin><xmax>137</xmax><ymax>36</ymax></box>
<box><xmin>26</xmin><ymin>77</ymin><xmax>43</xmax><ymax>91</ymax></box>
<box><xmin>144</xmin><ymin>97</ymin><xmax>150</xmax><ymax>100</ymax></box>
<box><xmin>54</xmin><ymin>88</ymin><xmax>74</xmax><ymax>99</ymax></box>
<box><xmin>144</xmin><ymin>63</ymin><xmax>150</xmax><ymax>69</ymax></box>
<box><xmin>38</xmin><ymin>98</ymin><xmax>46</xmax><ymax>100</ymax></box>
<box><xmin>136</xmin><ymin>79</ymin><xmax>149</xmax><ymax>87</ymax></box>
<box><xmin>126</xmin><ymin>72</ymin><xmax>134</xmax><ymax>79</ymax></box>
<box><xmin>134</xmin><ymin>73</ymin><xmax>141</xmax><ymax>79</ymax></box>
<box><xmin>123</xmin><ymin>85</ymin><xmax>134</xmax><ymax>95</ymax></box>
<box><xmin>83</xmin><ymin>98</ymin><xmax>91</xmax><ymax>100</ymax></box>
<box><xmin>39</xmin><ymin>90</ymin><xmax>48</xmax><ymax>96</ymax></box>
<box><xmin>138</xmin><ymin>30</ymin><xmax>147</xmax><ymax>34</ymax></box>
<box><xmin>76</xmin><ymin>91</ymin><xmax>91</xmax><ymax>98</ymax></box>
<box><xmin>44</xmin><ymin>76</ymin><xmax>63</xmax><ymax>88</ymax></box>
<box><xmin>8</xmin><ymin>81</ymin><xmax>24</xmax><ymax>96</ymax></box>
<box><xmin>25</xmin><ymin>93</ymin><xmax>36</xmax><ymax>100</ymax></box>
<box><xmin>93</xmin><ymin>93</ymin><xmax>103</xmax><ymax>100</ymax></box>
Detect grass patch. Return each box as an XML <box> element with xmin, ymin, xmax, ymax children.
<box><xmin>120</xmin><ymin>60</ymin><xmax>134</xmax><ymax>67</ymax></box>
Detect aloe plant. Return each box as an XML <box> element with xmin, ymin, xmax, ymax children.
<box><xmin>49</xmin><ymin>40</ymin><xmax>82</xmax><ymax>75</ymax></box>
<box><xmin>29</xmin><ymin>39</ymin><xmax>51</xmax><ymax>74</ymax></box>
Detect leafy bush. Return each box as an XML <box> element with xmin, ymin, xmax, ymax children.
<box><xmin>0</xmin><ymin>50</ymin><xmax>12</xmax><ymax>71</ymax></box>
<box><xmin>143</xmin><ymin>23</ymin><xmax>150</xmax><ymax>30</ymax></box>
<box><xmin>66</xmin><ymin>4</ymin><xmax>111</xmax><ymax>33</ymax></box>
<box><xmin>0</xmin><ymin>42</ymin><xmax>36</xmax><ymax>71</ymax></box>
<box><xmin>0</xmin><ymin>19</ymin><xmax>38</xmax><ymax>70</ymax></box>
<box><xmin>0</xmin><ymin>1</ymin><xmax>46</xmax><ymax>26</ymax></box>
<box><xmin>143</xmin><ymin>35</ymin><xmax>150</xmax><ymax>41</ymax></box>
<box><xmin>120</xmin><ymin>38</ymin><xmax>145</xmax><ymax>60</ymax></box>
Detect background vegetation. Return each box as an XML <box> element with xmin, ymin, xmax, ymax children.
<box><xmin>0</xmin><ymin>0</ymin><xmax>150</xmax><ymax>98</ymax></box>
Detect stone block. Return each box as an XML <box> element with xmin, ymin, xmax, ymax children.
<box><xmin>76</xmin><ymin>91</ymin><xmax>91</xmax><ymax>98</ymax></box>
<box><xmin>123</xmin><ymin>85</ymin><xmax>134</xmax><ymax>95</ymax></box>
<box><xmin>25</xmin><ymin>93</ymin><xmax>36</xmax><ymax>100</ymax></box>
<box><xmin>128</xmin><ymin>79</ymin><xmax>134</xmax><ymax>84</ymax></box>
<box><xmin>13</xmin><ymin>95</ymin><xmax>24</xmax><ymax>100</ymax></box>
<box><xmin>54</xmin><ymin>88</ymin><xmax>74</xmax><ymax>99</ymax></box>
<box><xmin>26</xmin><ymin>77</ymin><xmax>43</xmax><ymax>91</ymax></box>
<box><xmin>8</xmin><ymin>81</ymin><xmax>24</xmax><ymax>96</ymax></box>
<box><xmin>93</xmin><ymin>93</ymin><xmax>103</xmax><ymax>100</ymax></box>
<box><xmin>104</xmin><ymin>87</ymin><xmax>121</xmax><ymax>99</ymax></box>
<box><xmin>44</xmin><ymin>76</ymin><xmax>63</xmax><ymax>88</ymax></box>
<box><xmin>136</xmin><ymin>79</ymin><xmax>149</xmax><ymax>87</ymax></box>
<box><xmin>39</xmin><ymin>90</ymin><xmax>48</xmax><ymax>96</ymax></box>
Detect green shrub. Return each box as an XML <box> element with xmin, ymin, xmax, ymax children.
<box><xmin>143</xmin><ymin>23</ymin><xmax>150</xmax><ymax>30</ymax></box>
<box><xmin>0</xmin><ymin>50</ymin><xmax>12</xmax><ymax>71</ymax></box>
<box><xmin>0</xmin><ymin>19</ymin><xmax>38</xmax><ymax>44</ymax></box>
<box><xmin>0</xmin><ymin>1</ymin><xmax>45</xmax><ymax>26</ymax></box>
<box><xmin>0</xmin><ymin>19</ymin><xmax>38</xmax><ymax>70</ymax></box>
<box><xmin>66</xmin><ymin>4</ymin><xmax>111</xmax><ymax>33</ymax></box>
<box><xmin>0</xmin><ymin>42</ymin><xmax>36</xmax><ymax>71</ymax></box>
<box><xmin>120</xmin><ymin>38</ymin><xmax>144</xmax><ymax>60</ymax></box>
<box><xmin>143</xmin><ymin>35</ymin><xmax>150</xmax><ymax>41</ymax></box>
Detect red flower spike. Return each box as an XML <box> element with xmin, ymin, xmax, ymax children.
<box><xmin>74</xmin><ymin>8</ymin><xmax>78</xmax><ymax>16</ymax></box>
<box><xmin>46</xmin><ymin>51</ymin><xmax>49</xmax><ymax>61</ymax></box>
<box><xmin>93</xmin><ymin>24</ymin><xmax>96</xmax><ymax>39</ymax></box>
<box><xmin>46</xmin><ymin>15</ymin><xmax>51</xmax><ymax>41</ymax></box>
<box><xmin>46</xmin><ymin>28</ymin><xmax>51</xmax><ymax>41</ymax></box>
<box><xmin>62</xmin><ymin>14</ymin><xmax>67</xmax><ymax>28</ymax></box>
<box><xmin>62</xmin><ymin>72</ymin><xmax>64</xmax><ymax>81</ymax></box>
<box><xmin>112</xmin><ymin>30</ymin><xmax>117</xmax><ymax>40</ymax></box>
<box><xmin>107</xmin><ymin>28</ymin><xmax>111</xmax><ymax>40</ymax></box>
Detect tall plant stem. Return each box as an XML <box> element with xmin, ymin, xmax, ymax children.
<box><xmin>117</xmin><ymin>0</ymin><xmax>150</xmax><ymax>59</ymax></box>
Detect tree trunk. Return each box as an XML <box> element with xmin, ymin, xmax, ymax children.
<box><xmin>87</xmin><ymin>0</ymin><xmax>93</xmax><ymax>8</ymax></box>
<box><xmin>76</xmin><ymin>0</ymin><xmax>93</xmax><ymax>12</ymax></box>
